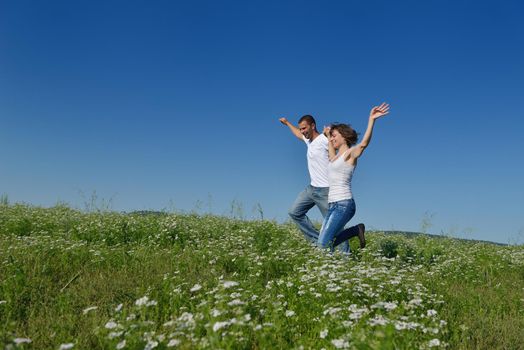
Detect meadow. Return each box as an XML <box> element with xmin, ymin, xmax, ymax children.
<box><xmin>1</xmin><ymin>203</ymin><xmax>523</xmax><ymax>349</ymax></box>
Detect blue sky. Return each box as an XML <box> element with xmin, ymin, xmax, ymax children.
<box><xmin>1</xmin><ymin>0</ymin><xmax>523</xmax><ymax>244</ymax></box>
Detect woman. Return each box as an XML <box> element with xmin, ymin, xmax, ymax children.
<box><xmin>317</xmin><ymin>103</ymin><xmax>390</xmax><ymax>251</ymax></box>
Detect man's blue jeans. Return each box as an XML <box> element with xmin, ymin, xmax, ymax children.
<box><xmin>317</xmin><ymin>199</ymin><xmax>360</xmax><ymax>251</ymax></box>
<box><xmin>288</xmin><ymin>185</ymin><xmax>349</xmax><ymax>252</ymax></box>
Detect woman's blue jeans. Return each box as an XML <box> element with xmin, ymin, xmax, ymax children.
<box><xmin>288</xmin><ymin>185</ymin><xmax>349</xmax><ymax>252</ymax></box>
<box><xmin>317</xmin><ymin>199</ymin><xmax>360</xmax><ymax>251</ymax></box>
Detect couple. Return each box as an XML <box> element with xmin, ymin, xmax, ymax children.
<box><xmin>279</xmin><ymin>103</ymin><xmax>390</xmax><ymax>252</ymax></box>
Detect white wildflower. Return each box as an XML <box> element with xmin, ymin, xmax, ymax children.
<box><xmin>228</xmin><ymin>299</ymin><xmax>245</xmax><ymax>306</ymax></box>
<box><xmin>323</xmin><ymin>307</ymin><xmax>342</xmax><ymax>316</ymax></box>
<box><xmin>395</xmin><ymin>321</ymin><xmax>408</xmax><ymax>330</ymax></box>
<box><xmin>342</xmin><ymin>320</ymin><xmax>353</xmax><ymax>328</ymax></box>
<box><xmin>408</xmin><ymin>298</ymin><xmax>423</xmax><ymax>307</ymax></box>
<box><xmin>135</xmin><ymin>296</ymin><xmax>150</xmax><ymax>306</ymax></box>
<box><xmin>115</xmin><ymin>303</ymin><xmax>123</xmax><ymax>312</ymax></box>
<box><xmin>320</xmin><ymin>329</ymin><xmax>328</xmax><ymax>339</ymax></box>
<box><xmin>326</xmin><ymin>284</ymin><xmax>342</xmax><ymax>292</ymax></box>
<box><xmin>105</xmin><ymin>321</ymin><xmax>118</xmax><ymax>329</ymax></box>
<box><xmin>370</xmin><ymin>302</ymin><xmax>382</xmax><ymax>310</ymax></box>
<box><xmin>143</xmin><ymin>331</ymin><xmax>155</xmax><ymax>341</ymax></box>
<box><xmin>0</xmin><ymin>300</ymin><xmax>7</xmax><ymax>305</ymax></box>
<box><xmin>163</xmin><ymin>320</ymin><xmax>175</xmax><ymax>327</ymax></box>
<box><xmin>116</xmin><ymin>340</ymin><xmax>126</xmax><ymax>349</ymax></box>
<box><xmin>59</xmin><ymin>343</ymin><xmax>74</xmax><ymax>350</ymax></box>
<box><xmin>368</xmin><ymin>315</ymin><xmax>388</xmax><ymax>326</ymax></box>
<box><xmin>407</xmin><ymin>322</ymin><xmax>420</xmax><ymax>329</ymax></box>
<box><xmin>348</xmin><ymin>305</ymin><xmax>368</xmax><ymax>320</ymax></box>
<box><xmin>167</xmin><ymin>339</ymin><xmax>180</xmax><ymax>347</ymax></box>
<box><xmin>14</xmin><ymin>338</ymin><xmax>32</xmax><ymax>345</ymax></box>
<box><xmin>108</xmin><ymin>331</ymin><xmax>123</xmax><ymax>339</ymax></box>
<box><xmin>428</xmin><ymin>338</ymin><xmax>441</xmax><ymax>347</ymax></box>
<box><xmin>178</xmin><ymin>312</ymin><xmax>195</xmax><ymax>325</ymax></box>
<box><xmin>211</xmin><ymin>309</ymin><xmax>222</xmax><ymax>317</ymax></box>
<box><xmin>223</xmin><ymin>281</ymin><xmax>239</xmax><ymax>289</ymax></box>
<box><xmin>144</xmin><ymin>340</ymin><xmax>158</xmax><ymax>350</ymax></box>
<box><xmin>331</xmin><ymin>339</ymin><xmax>349</xmax><ymax>349</ymax></box>
<box><xmin>285</xmin><ymin>310</ymin><xmax>295</xmax><ymax>317</ymax></box>
<box><xmin>146</xmin><ymin>300</ymin><xmax>158</xmax><ymax>307</ymax></box>
<box><xmin>213</xmin><ymin>321</ymin><xmax>230</xmax><ymax>332</ymax></box>
<box><xmin>384</xmin><ymin>302</ymin><xmax>398</xmax><ymax>311</ymax></box>
<box><xmin>427</xmin><ymin>309</ymin><xmax>438</xmax><ymax>317</ymax></box>
<box><xmin>82</xmin><ymin>306</ymin><xmax>98</xmax><ymax>315</ymax></box>
<box><xmin>190</xmin><ymin>284</ymin><xmax>202</xmax><ymax>292</ymax></box>
<box><xmin>395</xmin><ymin>321</ymin><xmax>419</xmax><ymax>331</ymax></box>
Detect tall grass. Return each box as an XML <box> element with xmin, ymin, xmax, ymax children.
<box><xmin>1</xmin><ymin>204</ymin><xmax>523</xmax><ymax>349</ymax></box>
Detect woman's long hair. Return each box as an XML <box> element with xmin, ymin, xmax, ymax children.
<box><xmin>330</xmin><ymin>124</ymin><xmax>359</xmax><ymax>146</ymax></box>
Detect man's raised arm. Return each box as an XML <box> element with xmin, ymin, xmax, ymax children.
<box><xmin>279</xmin><ymin>117</ymin><xmax>303</xmax><ymax>141</ymax></box>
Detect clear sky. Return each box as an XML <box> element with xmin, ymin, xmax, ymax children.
<box><xmin>2</xmin><ymin>0</ymin><xmax>523</xmax><ymax>244</ymax></box>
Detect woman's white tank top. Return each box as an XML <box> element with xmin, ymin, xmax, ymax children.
<box><xmin>328</xmin><ymin>150</ymin><xmax>355</xmax><ymax>203</ymax></box>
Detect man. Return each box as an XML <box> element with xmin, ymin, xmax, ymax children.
<box><xmin>279</xmin><ymin>115</ymin><xmax>349</xmax><ymax>252</ymax></box>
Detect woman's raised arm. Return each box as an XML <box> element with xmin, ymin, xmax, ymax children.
<box><xmin>350</xmin><ymin>103</ymin><xmax>390</xmax><ymax>160</ymax></box>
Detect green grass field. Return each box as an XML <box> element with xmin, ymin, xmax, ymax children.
<box><xmin>1</xmin><ymin>203</ymin><xmax>523</xmax><ymax>349</ymax></box>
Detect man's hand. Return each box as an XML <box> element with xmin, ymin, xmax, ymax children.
<box><xmin>369</xmin><ymin>103</ymin><xmax>390</xmax><ymax>120</ymax></box>
<box><xmin>279</xmin><ymin>117</ymin><xmax>303</xmax><ymax>140</ymax></box>
<box><xmin>279</xmin><ymin>117</ymin><xmax>289</xmax><ymax>125</ymax></box>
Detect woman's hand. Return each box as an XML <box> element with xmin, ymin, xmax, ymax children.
<box><xmin>369</xmin><ymin>103</ymin><xmax>390</xmax><ymax>120</ymax></box>
<box><xmin>323</xmin><ymin>125</ymin><xmax>331</xmax><ymax>137</ymax></box>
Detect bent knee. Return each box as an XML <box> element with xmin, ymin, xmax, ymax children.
<box><xmin>288</xmin><ymin>208</ymin><xmax>301</xmax><ymax>219</ymax></box>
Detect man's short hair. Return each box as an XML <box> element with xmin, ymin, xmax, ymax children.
<box><xmin>298</xmin><ymin>115</ymin><xmax>316</xmax><ymax>126</ymax></box>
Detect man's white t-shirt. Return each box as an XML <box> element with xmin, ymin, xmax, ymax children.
<box><xmin>303</xmin><ymin>134</ymin><xmax>330</xmax><ymax>187</ymax></box>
